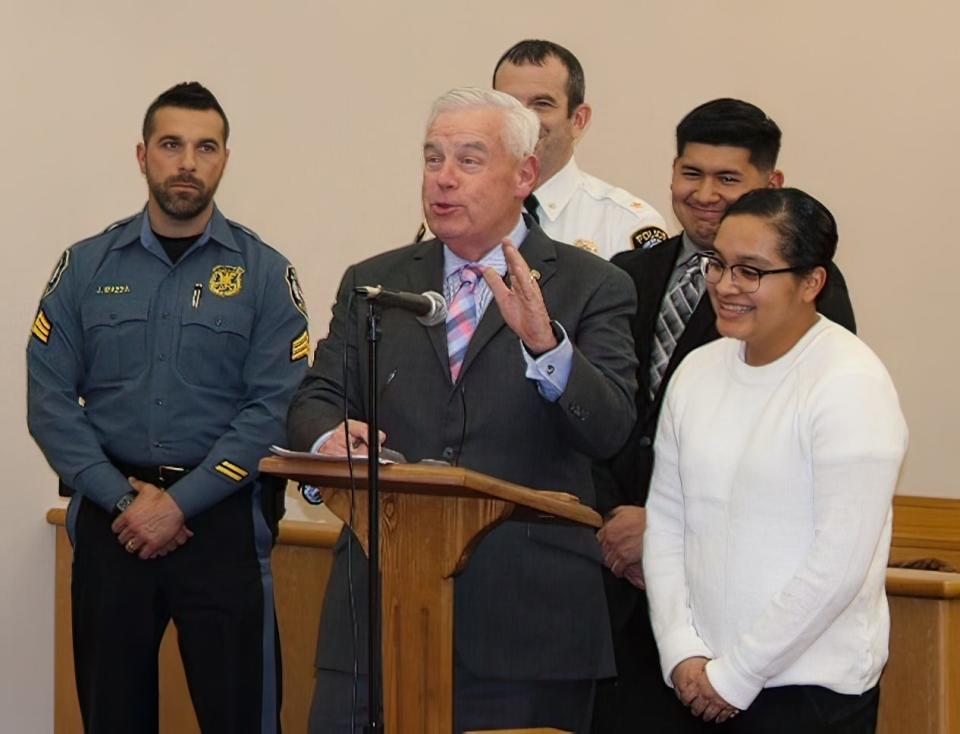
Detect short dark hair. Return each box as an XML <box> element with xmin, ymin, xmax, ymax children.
<box><xmin>142</xmin><ymin>82</ymin><xmax>229</xmax><ymax>144</ymax></box>
<box><xmin>724</xmin><ymin>187</ymin><xmax>837</xmax><ymax>277</ymax></box>
<box><xmin>493</xmin><ymin>39</ymin><xmax>585</xmax><ymax>115</ymax></box>
<box><xmin>676</xmin><ymin>98</ymin><xmax>781</xmax><ymax>171</ymax></box>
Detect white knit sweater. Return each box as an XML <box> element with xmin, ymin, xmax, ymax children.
<box><xmin>643</xmin><ymin>317</ymin><xmax>908</xmax><ymax>711</ymax></box>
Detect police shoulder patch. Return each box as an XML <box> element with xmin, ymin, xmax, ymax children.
<box><xmin>291</xmin><ymin>329</ymin><xmax>310</xmax><ymax>362</ymax></box>
<box><xmin>31</xmin><ymin>309</ymin><xmax>52</xmax><ymax>344</ymax></box>
<box><xmin>214</xmin><ymin>460</ymin><xmax>249</xmax><ymax>482</ymax></box>
<box><xmin>209</xmin><ymin>265</ymin><xmax>245</xmax><ymax>297</ymax></box>
<box><xmin>286</xmin><ymin>266</ymin><xmax>307</xmax><ymax>317</ymax></box>
<box><xmin>43</xmin><ymin>249</ymin><xmax>70</xmax><ymax>299</ymax></box>
<box><xmin>631</xmin><ymin>226</ymin><xmax>669</xmax><ymax>250</ymax></box>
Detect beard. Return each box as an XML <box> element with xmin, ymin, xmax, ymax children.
<box><xmin>147</xmin><ymin>171</ymin><xmax>219</xmax><ymax>221</ymax></box>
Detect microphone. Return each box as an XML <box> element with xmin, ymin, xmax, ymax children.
<box><xmin>355</xmin><ymin>286</ymin><xmax>447</xmax><ymax>326</ymax></box>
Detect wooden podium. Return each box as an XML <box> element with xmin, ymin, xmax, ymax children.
<box><xmin>259</xmin><ymin>455</ymin><xmax>600</xmax><ymax>734</ymax></box>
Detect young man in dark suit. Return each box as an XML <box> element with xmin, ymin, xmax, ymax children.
<box><xmin>288</xmin><ymin>87</ymin><xmax>638</xmax><ymax>733</ymax></box>
<box><xmin>591</xmin><ymin>98</ymin><xmax>857</xmax><ymax>733</ymax></box>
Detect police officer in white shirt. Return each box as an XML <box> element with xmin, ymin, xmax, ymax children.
<box><xmin>493</xmin><ymin>39</ymin><xmax>668</xmax><ymax>259</ymax></box>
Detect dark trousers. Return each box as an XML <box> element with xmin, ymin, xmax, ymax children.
<box><xmin>592</xmin><ymin>580</ymin><xmax>702</xmax><ymax>733</ymax></box>
<box><xmin>70</xmin><ymin>489</ymin><xmax>282</xmax><ymax>734</ymax></box>
<box><xmin>309</xmin><ymin>660</ymin><xmax>595</xmax><ymax>734</ymax></box>
<box><xmin>591</xmin><ymin>575</ymin><xmax>880</xmax><ymax>734</ymax></box>
<box><xmin>716</xmin><ymin>684</ymin><xmax>880</xmax><ymax>734</ymax></box>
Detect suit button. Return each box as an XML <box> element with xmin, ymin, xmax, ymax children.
<box><xmin>638</xmin><ymin>436</ymin><xmax>652</xmax><ymax>448</ymax></box>
<box><xmin>441</xmin><ymin>447</ymin><xmax>455</xmax><ymax>460</ymax></box>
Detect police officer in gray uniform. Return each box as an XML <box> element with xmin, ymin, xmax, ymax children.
<box><xmin>27</xmin><ymin>82</ymin><xmax>308</xmax><ymax>734</ymax></box>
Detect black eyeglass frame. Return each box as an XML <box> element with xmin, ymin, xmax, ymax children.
<box><xmin>696</xmin><ymin>252</ymin><xmax>815</xmax><ymax>294</ymax></box>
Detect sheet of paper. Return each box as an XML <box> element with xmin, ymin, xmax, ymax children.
<box><xmin>269</xmin><ymin>445</ymin><xmax>407</xmax><ymax>464</ymax></box>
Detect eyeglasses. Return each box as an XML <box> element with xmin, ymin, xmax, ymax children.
<box><xmin>697</xmin><ymin>253</ymin><xmax>809</xmax><ymax>294</ymax></box>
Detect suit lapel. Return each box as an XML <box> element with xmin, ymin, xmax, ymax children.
<box><xmin>648</xmin><ymin>266</ymin><xmax>718</xmax><ymax>416</ymax></box>
<box><xmin>403</xmin><ymin>239</ymin><xmax>450</xmax><ymax>378</ymax></box>
<box><xmin>615</xmin><ymin>236</ymin><xmax>683</xmax><ymax>408</ymax></box>
<box><xmin>457</xmin><ymin>226</ymin><xmax>558</xmax><ymax>381</ymax></box>
<box><xmin>636</xmin><ymin>236</ymin><xmax>682</xmax><ymax>348</ymax></box>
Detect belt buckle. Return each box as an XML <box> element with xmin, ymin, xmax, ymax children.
<box><xmin>157</xmin><ymin>464</ymin><xmax>186</xmax><ymax>487</ymax></box>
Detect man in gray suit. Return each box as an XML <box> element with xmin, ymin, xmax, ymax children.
<box><xmin>287</xmin><ymin>87</ymin><xmax>638</xmax><ymax>733</ymax></box>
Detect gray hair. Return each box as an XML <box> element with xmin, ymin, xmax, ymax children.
<box><xmin>426</xmin><ymin>87</ymin><xmax>540</xmax><ymax>159</ymax></box>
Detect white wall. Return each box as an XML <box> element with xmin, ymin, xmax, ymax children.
<box><xmin>3</xmin><ymin>0</ymin><xmax>957</xmax><ymax>728</ymax></box>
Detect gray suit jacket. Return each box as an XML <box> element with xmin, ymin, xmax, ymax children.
<box><xmin>287</xmin><ymin>224</ymin><xmax>638</xmax><ymax>680</ymax></box>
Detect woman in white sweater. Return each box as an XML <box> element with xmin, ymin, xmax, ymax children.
<box><xmin>642</xmin><ymin>188</ymin><xmax>908</xmax><ymax>732</ymax></box>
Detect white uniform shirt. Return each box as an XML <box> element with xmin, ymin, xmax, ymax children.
<box><xmin>530</xmin><ymin>157</ymin><xmax>669</xmax><ymax>259</ymax></box>
<box><xmin>413</xmin><ymin>157</ymin><xmax>669</xmax><ymax>259</ymax></box>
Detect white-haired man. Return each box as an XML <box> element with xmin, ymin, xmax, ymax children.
<box><xmin>288</xmin><ymin>87</ymin><xmax>638</xmax><ymax>733</ymax></box>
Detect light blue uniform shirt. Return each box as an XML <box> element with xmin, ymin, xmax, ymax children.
<box><xmin>27</xmin><ymin>207</ymin><xmax>309</xmax><ymax>516</ymax></box>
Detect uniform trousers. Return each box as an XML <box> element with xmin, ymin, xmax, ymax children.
<box><xmin>69</xmin><ymin>486</ymin><xmax>282</xmax><ymax>734</ymax></box>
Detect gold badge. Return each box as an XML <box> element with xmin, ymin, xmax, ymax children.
<box><xmin>209</xmin><ymin>265</ymin><xmax>245</xmax><ymax>297</ymax></box>
<box><xmin>31</xmin><ymin>309</ymin><xmax>52</xmax><ymax>344</ymax></box>
<box><xmin>291</xmin><ymin>329</ymin><xmax>310</xmax><ymax>362</ymax></box>
<box><xmin>574</xmin><ymin>239</ymin><xmax>598</xmax><ymax>254</ymax></box>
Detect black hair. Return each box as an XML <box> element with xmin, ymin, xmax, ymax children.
<box><xmin>724</xmin><ymin>188</ymin><xmax>837</xmax><ymax>286</ymax></box>
<box><xmin>493</xmin><ymin>39</ymin><xmax>585</xmax><ymax>115</ymax></box>
<box><xmin>676</xmin><ymin>98</ymin><xmax>781</xmax><ymax>171</ymax></box>
<box><xmin>142</xmin><ymin>82</ymin><xmax>229</xmax><ymax>143</ymax></box>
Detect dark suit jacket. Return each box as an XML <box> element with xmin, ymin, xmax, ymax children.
<box><xmin>287</xmin><ymin>224</ymin><xmax>639</xmax><ymax>680</ymax></box>
<box><xmin>594</xmin><ymin>233</ymin><xmax>857</xmax><ymax>633</ymax></box>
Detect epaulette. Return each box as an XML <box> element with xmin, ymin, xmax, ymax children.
<box><xmin>226</xmin><ymin>219</ymin><xmax>264</xmax><ymax>243</ymax></box>
<box><xmin>101</xmin><ymin>213</ymin><xmax>139</xmax><ymax>234</ymax></box>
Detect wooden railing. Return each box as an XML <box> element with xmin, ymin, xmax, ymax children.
<box><xmin>48</xmin><ymin>495</ymin><xmax>960</xmax><ymax>733</ymax></box>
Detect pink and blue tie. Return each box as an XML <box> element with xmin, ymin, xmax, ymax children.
<box><xmin>446</xmin><ymin>265</ymin><xmax>483</xmax><ymax>381</ymax></box>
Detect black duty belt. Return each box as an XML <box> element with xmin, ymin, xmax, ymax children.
<box><xmin>111</xmin><ymin>460</ymin><xmax>196</xmax><ymax>488</ymax></box>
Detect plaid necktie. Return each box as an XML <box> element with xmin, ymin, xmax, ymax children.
<box><xmin>649</xmin><ymin>257</ymin><xmax>704</xmax><ymax>398</ymax></box>
<box><xmin>446</xmin><ymin>265</ymin><xmax>483</xmax><ymax>381</ymax></box>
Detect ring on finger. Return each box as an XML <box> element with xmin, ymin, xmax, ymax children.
<box><xmin>126</xmin><ymin>540</ymin><xmax>136</xmax><ymax>552</ymax></box>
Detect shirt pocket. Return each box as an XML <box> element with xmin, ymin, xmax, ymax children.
<box><xmin>177</xmin><ymin>304</ymin><xmax>254</xmax><ymax>390</ymax></box>
<box><xmin>82</xmin><ymin>298</ymin><xmax>150</xmax><ymax>385</ymax></box>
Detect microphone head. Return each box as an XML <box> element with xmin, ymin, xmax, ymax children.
<box><xmin>417</xmin><ymin>291</ymin><xmax>447</xmax><ymax>326</ymax></box>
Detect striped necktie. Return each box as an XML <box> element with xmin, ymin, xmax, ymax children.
<box><xmin>446</xmin><ymin>265</ymin><xmax>483</xmax><ymax>381</ymax></box>
<box><xmin>649</xmin><ymin>256</ymin><xmax>704</xmax><ymax>398</ymax></box>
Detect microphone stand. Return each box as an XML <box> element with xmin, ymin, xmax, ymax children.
<box><xmin>364</xmin><ymin>299</ymin><xmax>382</xmax><ymax>733</ymax></box>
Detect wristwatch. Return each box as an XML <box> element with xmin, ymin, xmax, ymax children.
<box><xmin>113</xmin><ymin>491</ymin><xmax>136</xmax><ymax>515</ymax></box>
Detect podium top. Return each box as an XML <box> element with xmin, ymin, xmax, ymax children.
<box><xmin>260</xmin><ymin>455</ymin><xmax>602</xmax><ymax>529</ymax></box>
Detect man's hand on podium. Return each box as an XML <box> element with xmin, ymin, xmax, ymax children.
<box><xmin>317</xmin><ymin>420</ymin><xmax>387</xmax><ymax>457</ymax></box>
